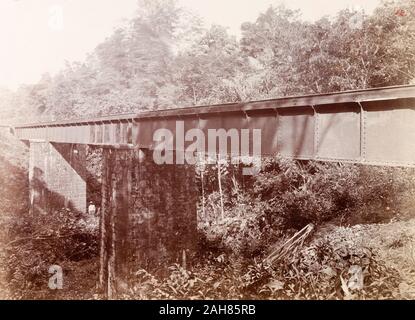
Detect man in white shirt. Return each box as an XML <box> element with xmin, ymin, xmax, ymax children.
<box><xmin>88</xmin><ymin>201</ymin><xmax>96</xmax><ymax>216</ymax></box>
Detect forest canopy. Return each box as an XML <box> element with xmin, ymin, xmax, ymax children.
<box><xmin>1</xmin><ymin>0</ymin><xmax>414</xmax><ymax>123</ymax></box>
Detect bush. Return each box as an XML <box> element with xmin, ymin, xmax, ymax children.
<box><xmin>253</xmin><ymin>158</ymin><xmax>415</xmax><ymax>228</ymax></box>
<box><xmin>198</xmin><ymin>192</ymin><xmax>277</xmax><ymax>258</ymax></box>
<box><xmin>124</xmin><ymin>235</ymin><xmax>401</xmax><ymax>300</ymax></box>
<box><xmin>245</xmin><ymin>236</ymin><xmax>401</xmax><ymax>300</ymax></box>
<box><xmin>4</xmin><ymin>209</ymin><xmax>98</xmax><ymax>299</ymax></box>
<box><xmin>198</xmin><ymin>157</ymin><xmax>415</xmax><ymax>257</ymax></box>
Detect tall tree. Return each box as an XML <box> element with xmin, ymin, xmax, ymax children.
<box><xmin>175</xmin><ymin>25</ymin><xmax>243</xmax><ymax>105</ymax></box>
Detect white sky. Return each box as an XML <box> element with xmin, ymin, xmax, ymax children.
<box><xmin>0</xmin><ymin>0</ymin><xmax>381</xmax><ymax>90</ymax></box>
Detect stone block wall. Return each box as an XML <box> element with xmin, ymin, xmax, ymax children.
<box><xmin>99</xmin><ymin>148</ymin><xmax>198</xmax><ymax>297</ymax></box>
<box><xmin>29</xmin><ymin>141</ymin><xmax>87</xmax><ymax>214</ymax></box>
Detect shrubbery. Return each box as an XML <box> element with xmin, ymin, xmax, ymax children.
<box><xmin>2</xmin><ymin>135</ymin><xmax>414</xmax><ymax>299</ymax></box>
<box><xmin>3</xmin><ymin>209</ymin><xmax>98</xmax><ymax>299</ymax></box>
<box><xmin>198</xmin><ymin>158</ymin><xmax>415</xmax><ymax>257</ymax></box>
<box><xmin>125</xmin><ymin>238</ymin><xmax>400</xmax><ymax>299</ymax></box>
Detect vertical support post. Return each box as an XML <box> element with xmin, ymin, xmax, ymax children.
<box><xmin>99</xmin><ymin>148</ymin><xmax>132</xmax><ymax>298</ymax></box>
<box><xmin>99</xmin><ymin>147</ymin><xmax>198</xmax><ymax>298</ymax></box>
<box><xmin>99</xmin><ymin>148</ymin><xmax>109</xmax><ymax>294</ymax></box>
<box><xmin>312</xmin><ymin>105</ymin><xmax>319</xmax><ymax>159</ymax></box>
<box><xmin>358</xmin><ymin>101</ymin><xmax>366</xmax><ymax>162</ymax></box>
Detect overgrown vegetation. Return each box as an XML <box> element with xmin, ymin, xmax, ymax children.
<box><xmin>1</xmin><ymin>0</ymin><xmax>415</xmax><ymax>300</ymax></box>
<box><xmin>0</xmin><ymin>132</ymin><xmax>99</xmax><ymax>299</ymax></box>
<box><xmin>121</xmin><ymin>158</ymin><xmax>415</xmax><ymax>300</ymax></box>
<box><xmin>4</xmin><ymin>208</ymin><xmax>98</xmax><ymax>299</ymax></box>
<box><xmin>197</xmin><ymin>159</ymin><xmax>415</xmax><ymax>255</ymax></box>
<box><xmin>122</xmin><ymin>240</ymin><xmax>401</xmax><ymax>300</ymax></box>
<box><xmin>1</xmin><ymin>133</ymin><xmax>415</xmax><ymax>300</ymax></box>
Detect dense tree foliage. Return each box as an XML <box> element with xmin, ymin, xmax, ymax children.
<box><xmin>1</xmin><ymin>0</ymin><xmax>415</xmax><ymax>299</ymax></box>
<box><xmin>1</xmin><ymin>0</ymin><xmax>414</xmax><ymax>123</ymax></box>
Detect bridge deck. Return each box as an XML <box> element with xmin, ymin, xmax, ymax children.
<box><xmin>13</xmin><ymin>85</ymin><xmax>415</xmax><ymax>167</ymax></box>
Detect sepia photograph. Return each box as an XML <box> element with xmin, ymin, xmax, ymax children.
<box><xmin>1</xmin><ymin>0</ymin><xmax>415</xmax><ymax>306</ymax></box>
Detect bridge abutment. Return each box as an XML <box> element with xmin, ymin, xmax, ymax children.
<box><xmin>28</xmin><ymin>141</ymin><xmax>87</xmax><ymax>214</ymax></box>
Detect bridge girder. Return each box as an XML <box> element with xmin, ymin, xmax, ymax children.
<box><xmin>13</xmin><ymin>85</ymin><xmax>415</xmax><ymax>167</ymax></box>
